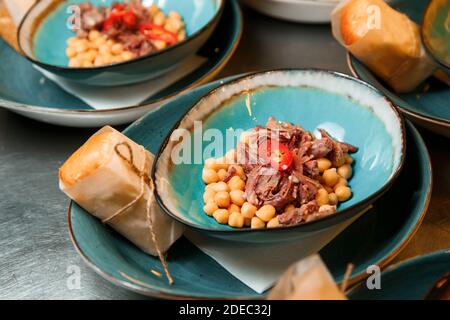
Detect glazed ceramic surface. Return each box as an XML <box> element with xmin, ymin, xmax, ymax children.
<box><xmin>422</xmin><ymin>0</ymin><xmax>450</xmax><ymax>71</ymax></box>
<box><xmin>18</xmin><ymin>0</ymin><xmax>224</xmax><ymax>86</ymax></box>
<box><xmin>349</xmin><ymin>250</ymin><xmax>450</xmax><ymax>300</ymax></box>
<box><xmin>348</xmin><ymin>0</ymin><xmax>450</xmax><ymax>138</ymax></box>
<box><xmin>69</xmin><ymin>76</ymin><xmax>431</xmax><ymax>298</ymax></box>
<box><xmin>0</xmin><ymin>0</ymin><xmax>241</xmax><ymax>126</ymax></box>
<box><xmin>240</xmin><ymin>0</ymin><xmax>337</xmax><ymax>23</ymax></box>
<box><xmin>153</xmin><ymin>70</ymin><xmax>405</xmax><ymax>243</ymax></box>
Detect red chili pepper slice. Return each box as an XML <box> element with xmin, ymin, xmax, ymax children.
<box><xmin>122</xmin><ymin>10</ymin><xmax>138</xmax><ymax>29</ymax></box>
<box><xmin>139</xmin><ymin>23</ymin><xmax>178</xmax><ymax>45</ymax></box>
<box><xmin>259</xmin><ymin>140</ymin><xmax>293</xmax><ymax>172</ymax></box>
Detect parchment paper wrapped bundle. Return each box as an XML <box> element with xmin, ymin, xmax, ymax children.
<box><xmin>331</xmin><ymin>0</ymin><xmax>437</xmax><ymax>93</ymax></box>
<box><xmin>268</xmin><ymin>255</ymin><xmax>347</xmax><ymax>300</ymax></box>
<box><xmin>59</xmin><ymin>126</ymin><xmax>183</xmax><ymax>283</ymax></box>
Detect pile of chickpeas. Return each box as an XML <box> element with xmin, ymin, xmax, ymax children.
<box><xmin>315</xmin><ymin>154</ymin><xmax>354</xmax><ymax>207</ymax></box>
<box><xmin>202</xmin><ymin>149</ymin><xmax>355</xmax><ymax>229</ymax></box>
<box><xmin>66</xmin><ymin>31</ymin><xmax>136</xmax><ymax>68</ymax></box>
<box><xmin>202</xmin><ymin>149</ymin><xmax>281</xmax><ymax>229</ymax></box>
<box><xmin>65</xmin><ymin>5</ymin><xmax>186</xmax><ymax>68</ymax></box>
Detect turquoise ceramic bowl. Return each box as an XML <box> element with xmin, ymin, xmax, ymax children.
<box><xmin>69</xmin><ymin>76</ymin><xmax>430</xmax><ymax>299</ymax></box>
<box><xmin>422</xmin><ymin>0</ymin><xmax>450</xmax><ymax>72</ymax></box>
<box><xmin>153</xmin><ymin>69</ymin><xmax>406</xmax><ymax>243</ymax></box>
<box><xmin>18</xmin><ymin>0</ymin><xmax>224</xmax><ymax>86</ymax></box>
<box><xmin>349</xmin><ymin>250</ymin><xmax>450</xmax><ymax>300</ymax></box>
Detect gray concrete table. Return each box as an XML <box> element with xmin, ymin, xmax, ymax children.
<box><xmin>0</xmin><ymin>6</ymin><xmax>449</xmax><ymax>299</ymax></box>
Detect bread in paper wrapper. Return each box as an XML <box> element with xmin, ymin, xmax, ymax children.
<box><xmin>331</xmin><ymin>0</ymin><xmax>437</xmax><ymax>93</ymax></box>
<box><xmin>59</xmin><ymin>126</ymin><xmax>183</xmax><ymax>256</ymax></box>
<box><xmin>268</xmin><ymin>255</ymin><xmax>346</xmax><ymax>300</ymax></box>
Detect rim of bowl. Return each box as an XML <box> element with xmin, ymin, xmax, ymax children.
<box><xmin>347</xmin><ymin>249</ymin><xmax>450</xmax><ymax>298</ymax></box>
<box><xmin>18</xmin><ymin>0</ymin><xmax>225</xmax><ymax>73</ymax></box>
<box><xmin>346</xmin><ymin>52</ymin><xmax>450</xmax><ymax>127</ymax></box>
<box><xmin>420</xmin><ymin>0</ymin><xmax>450</xmax><ymax>71</ymax></box>
<box><xmin>152</xmin><ymin>68</ymin><xmax>407</xmax><ymax>235</ymax></box>
<box><xmin>2</xmin><ymin>0</ymin><xmax>241</xmax><ymax>115</ymax></box>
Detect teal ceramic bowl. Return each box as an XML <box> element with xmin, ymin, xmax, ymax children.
<box><xmin>348</xmin><ymin>0</ymin><xmax>450</xmax><ymax>138</ymax></box>
<box><xmin>69</xmin><ymin>76</ymin><xmax>430</xmax><ymax>299</ymax></box>
<box><xmin>18</xmin><ymin>0</ymin><xmax>224</xmax><ymax>86</ymax></box>
<box><xmin>349</xmin><ymin>250</ymin><xmax>450</xmax><ymax>300</ymax></box>
<box><xmin>422</xmin><ymin>0</ymin><xmax>450</xmax><ymax>72</ymax></box>
<box><xmin>152</xmin><ymin>69</ymin><xmax>406</xmax><ymax>244</ymax></box>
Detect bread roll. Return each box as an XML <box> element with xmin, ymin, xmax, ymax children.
<box><xmin>59</xmin><ymin>126</ymin><xmax>183</xmax><ymax>257</ymax></box>
<box><xmin>332</xmin><ymin>0</ymin><xmax>437</xmax><ymax>93</ymax></box>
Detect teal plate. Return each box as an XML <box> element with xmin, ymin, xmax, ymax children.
<box><xmin>69</xmin><ymin>76</ymin><xmax>431</xmax><ymax>299</ymax></box>
<box><xmin>349</xmin><ymin>250</ymin><xmax>450</xmax><ymax>300</ymax></box>
<box><xmin>347</xmin><ymin>0</ymin><xmax>450</xmax><ymax>138</ymax></box>
<box><xmin>0</xmin><ymin>0</ymin><xmax>241</xmax><ymax>127</ymax></box>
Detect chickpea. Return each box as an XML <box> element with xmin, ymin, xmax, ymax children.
<box><xmin>228</xmin><ymin>204</ymin><xmax>240</xmax><ymax>213</ymax></box>
<box><xmin>214</xmin><ymin>191</ymin><xmax>231</xmax><ymax>208</ymax></box>
<box><xmin>217</xmin><ymin>168</ymin><xmax>227</xmax><ymax>181</ymax></box>
<box><xmin>323</xmin><ymin>185</ymin><xmax>334</xmax><ymax>194</ymax></box>
<box><xmin>256</xmin><ymin>205</ymin><xmax>276</xmax><ymax>222</ymax></box>
<box><xmin>334</xmin><ymin>177</ymin><xmax>348</xmax><ymax>191</ymax></box>
<box><xmin>228</xmin><ymin>176</ymin><xmax>245</xmax><ymax>191</ymax></box>
<box><xmin>66</xmin><ymin>47</ymin><xmax>76</xmax><ymax>58</ymax></box>
<box><xmin>338</xmin><ymin>164</ymin><xmax>353</xmax><ymax>180</ymax></box>
<box><xmin>152</xmin><ymin>39</ymin><xmax>167</xmax><ymax>50</ymax></box>
<box><xmin>213</xmin><ymin>181</ymin><xmax>229</xmax><ymax>193</ymax></box>
<box><xmin>203</xmin><ymin>189</ymin><xmax>216</xmax><ymax>203</ymax></box>
<box><xmin>335</xmin><ymin>186</ymin><xmax>352</xmax><ymax>201</ymax></box>
<box><xmin>101</xmin><ymin>53</ymin><xmax>113</xmax><ymax>65</ymax></box>
<box><xmin>94</xmin><ymin>36</ymin><xmax>106</xmax><ymax>47</ymax></box>
<box><xmin>213</xmin><ymin>209</ymin><xmax>229</xmax><ymax>224</ymax></box>
<box><xmin>153</xmin><ymin>12</ymin><xmax>166</xmax><ymax>26</ymax></box>
<box><xmin>323</xmin><ymin>168</ymin><xmax>340</xmax><ymax>187</ymax></box>
<box><xmin>88</xmin><ymin>30</ymin><xmax>101</xmax><ymax>41</ymax></box>
<box><xmin>285</xmin><ymin>204</ymin><xmax>295</xmax><ymax>212</ymax></box>
<box><xmin>99</xmin><ymin>44</ymin><xmax>111</xmax><ymax>55</ymax></box>
<box><xmin>148</xmin><ymin>4</ymin><xmax>159</xmax><ymax>15</ymax></box>
<box><xmin>165</xmin><ymin>19</ymin><xmax>182</xmax><ymax>33</ymax></box>
<box><xmin>316</xmin><ymin>188</ymin><xmax>329</xmax><ymax>206</ymax></box>
<box><xmin>214</xmin><ymin>158</ymin><xmax>229</xmax><ymax>170</ymax></box>
<box><xmin>178</xmin><ymin>30</ymin><xmax>186</xmax><ymax>41</ymax></box>
<box><xmin>85</xmin><ymin>50</ymin><xmax>97</xmax><ymax>62</ymax></box>
<box><xmin>169</xmin><ymin>11</ymin><xmax>182</xmax><ymax>20</ymax></box>
<box><xmin>94</xmin><ymin>56</ymin><xmax>104</xmax><ymax>67</ymax></box>
<box><xmin>202</xmin><ymin>168</ymin><xmax>219</xmax><ymax>184</ymax></box>
<box><xmin>345</xmin><ymin>154</ymin><xmax>354</xmax><ymax>164</ymax></box>
<box><xmin>205</xmin><ymin>183</ymin><xmax>216</xmax><ymax>191</ymax></box>
<box><xmin>230</xmin><ymin>190</ymin><xmax>246</xmax><ymax>206</ymax></box>
<box><xmin>228</xmin><ymin>212</ymin><xmax>244</xmax><ymax>228</ymax></box>
<box><xmin>251</xmin><ymin>217</ymin><xmax>266</xmax><ymax>229</ymax></box>
<box><xmin>67</xmin><ymin>37</ymin><xmax>78</xmax><ymax>46</ymax></box>
<box><xmin>75</xmin><ymin>41</ymin><xmax>88</xmax><ymax>54</ymax></box>
<box><xmin>328</xmin><ymin>193</ymin><xmax>338</xmax><ymax>205</ymax></box>
<box><xmin>267</xmin><ymin>216</ymin><xmax>280</xmax><ymax>228</ymax></box>
<box><xmin>317</xmin><ymin>158</ymin><xmax>332</xmax><ymax>172</ymax></box>
<box><xmin>241</xmin><ymin>202</ymin><xmax>257</xmax><ymax>219</ymax></box>
<box><xmin>204</xmin><ymin>158</ymin><xmax>216</xmax><ymax>169</ymax></box>
<box><xmin>121</xmin><ymin>51</ymin><xmax>135</xmax><ymax>61</ymax></box>
<box><xmin>69</xmin><ymin>58</ymin><xmax>81</xmax><ymax>67</ymax></box>
<box><xmin>203</xmin><ymin>201</ymin><xmax>218</xmax><ymax>216</ymax></box>
<box><xmin>82</xmin><ymin>60</ymin><xmax>93</xmax><ymax>68</ymax></box>
<box><xmin>111</xmin><ymin>43</ymin><xmax>123</xmax><ymax>55</ymax></box>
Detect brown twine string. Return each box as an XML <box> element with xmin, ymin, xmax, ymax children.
<box><xmin>340</xmin><ymin>263</ymin><xmax>354</xmax><ymax>293</ymax></box>
<box><xmin>102</xmin><ymin>141</ymin><xmax>173</xmax><ymax>285</ymax></box>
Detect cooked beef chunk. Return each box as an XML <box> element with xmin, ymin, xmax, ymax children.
<box><xmin>278</xmin><ymin>200</ymin><xmax>319</xmax><ymax>226</ymax></box>
<box><xmin>245</xmin><ymin>166</ymin><xmax>296</xmax><ymax>211</ymax></box>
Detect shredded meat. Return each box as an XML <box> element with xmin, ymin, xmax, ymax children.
<box><xmin>239</xmin><ymin>117</ymin><xmax>358</xmax><ymax>226</ymax></box>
